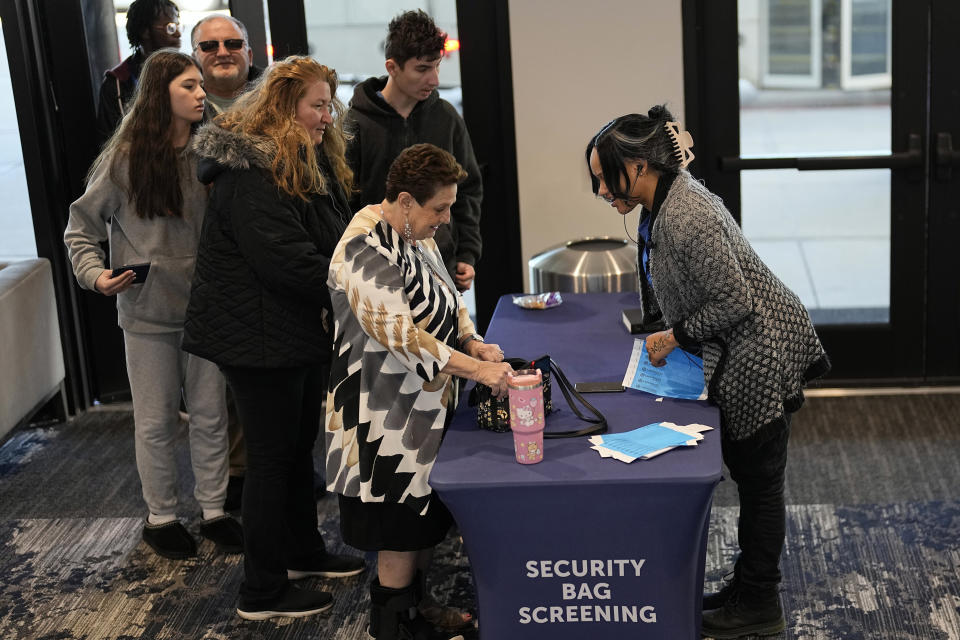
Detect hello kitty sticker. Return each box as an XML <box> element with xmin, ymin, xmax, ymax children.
<box><xmin>508</xmin><ymin>369</ymin><xmax>546</xmax><ymax>464</ymax></box>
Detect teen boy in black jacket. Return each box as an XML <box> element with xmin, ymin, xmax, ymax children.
<box><xmin>344</xmin><ymin>9</ymin><xmax>483</xmax><ymax>292</ymax></box>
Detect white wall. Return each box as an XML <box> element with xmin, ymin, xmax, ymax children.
<box><xmin>508</xmin><ymin>0</ymin><xmax>685</xmax><ymax>289</ymax></box>
<box><xmin>303</xmin><ymin>0</ymin><xmax>461</xmax><ymax>85</ymax></box>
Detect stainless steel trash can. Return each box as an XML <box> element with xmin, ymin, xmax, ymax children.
<box><xmin>528</xmin><ymin>237</ymin><xmax>638</xmax><ymax>293</ymax></box>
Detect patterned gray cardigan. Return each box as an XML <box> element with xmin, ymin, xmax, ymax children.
<box><xmin>644</xmin><ymin>171</ymin><xmax>830</xmax><ymax>442</ymax></box>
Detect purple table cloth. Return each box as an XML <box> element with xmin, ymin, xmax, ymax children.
<box><xmin>430</xmin><ymin>292</ymin><xmax>722</xmax><ymax>639</ymax></box>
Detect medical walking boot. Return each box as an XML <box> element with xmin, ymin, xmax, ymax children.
<box><xmin>368</xmin><ymin>579</ymin><xmax>465</xmax><ymax>640</ymax></box>
<box><xmin>701</xmin><ymin>588</ymin><xmax>785</xmax><ymax>638</ymax></box>
<box><xmin>415</xmin><ymin>571</ymin><xmax>474</xmax><ymax>631</ymax></box>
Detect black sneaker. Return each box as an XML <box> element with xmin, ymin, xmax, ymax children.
<box><xmin>701</xmin><ymin>591</ymin><xmax>785</xmax><ymax>639</ymax></box>
<box><xmin>224</xmin><ymin>475</ymin><xmax>244</xmax><ymax>512</ymax></box>
<box><xmin>237</xmin><ymin>586</ymin><xmax>333</xmax><ymax>621</ymax></box>
<box><xmin>287</xmin><ymin>552</ymin><xmax>366</xmax><ymax>580</ymax></box>
<box><xmin>142</xmin><ymin>520</ymin><xmax>197</xmax><ymax>560</ymax></box>
<box><xmin>200</xmin><ymin>515</ymin><xmax>243</xmax><ymax>553</ymax></box>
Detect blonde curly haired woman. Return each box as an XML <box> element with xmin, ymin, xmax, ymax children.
<box><xmin>184</xmin><ymin>56</ymin><xmax>365</xmax><ymax>621</ymax></box>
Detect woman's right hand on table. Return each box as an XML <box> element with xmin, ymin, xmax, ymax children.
<box><xmin>476</xmin><ymin>361</ymin><xmax>514</xmax><ymax>399</ymax></box>
<box><xmin>95</xmin><ymin>268</ymin><xmax>135</xmax><ymax>296</ymax></box>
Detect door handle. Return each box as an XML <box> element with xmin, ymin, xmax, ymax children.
<box><xmin>935</xmin><ymin>133</ymin><xmax>960</xmax><ymax>181</ymax></box>
<box><xmin>720</xmin><ymin>134</ymin><xmax>923</xmax><ymax>171</ymax></box>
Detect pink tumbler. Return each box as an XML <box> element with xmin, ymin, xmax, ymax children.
<box><xmin>507</xmin><ymin>369</ymin><xmax>545</xmax><ymax>464</ymax></box>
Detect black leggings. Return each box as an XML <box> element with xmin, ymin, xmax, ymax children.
<box><xmin>221</xmin><ymin>363</ymin><xmax>329</xmax><ymax>606</ymax></box>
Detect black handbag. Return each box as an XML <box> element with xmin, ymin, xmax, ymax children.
<box><xmin>468</xmin><ymin>355</ymin><xmax>608</xmax><ymax>439</ymax></box>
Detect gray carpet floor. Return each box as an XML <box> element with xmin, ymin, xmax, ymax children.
<box><xmin>1</xmin><ymin>393</ymin><xmax>959</xmax><ymax>639</ymax></box>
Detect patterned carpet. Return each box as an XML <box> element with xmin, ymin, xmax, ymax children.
<box><xmin>0</xmin><ymin>511</ymin><xmax>472</xmax><ymax>640</ymax></box>
<box><xmin>0</xmin><ymin>415</ymin><xmax>478</xmax><ymax>640</ymax></box>
<box><xmin>1</xmin><ymin>394</ymin><xmax>959</xmax><ymax>639</ymax></box>
<box><xmin>704</xmin><ymin>502</ymin><xmax>960</xmax><ymax>640</ymax></box>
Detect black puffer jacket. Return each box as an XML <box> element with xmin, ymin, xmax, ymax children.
<box><xmin>183</xmin><ymin>123</ymin><xmax>351</xmax><ymax>368</ymax></box>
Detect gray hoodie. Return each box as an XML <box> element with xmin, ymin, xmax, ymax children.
<box><xmin>64</xmin><ymin>148</ymin><xmax>208</xmax><ymax>334</ymax></box>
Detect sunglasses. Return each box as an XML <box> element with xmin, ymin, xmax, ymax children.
<box><xmin>154</xmin><ymin>22</ymin><xmax>181</xmax><ymax>36</ymax></box>
<box><xmin>196</xmin><ymin>39</ymin><xmax>246</xmax><ymax>53</ymax></box>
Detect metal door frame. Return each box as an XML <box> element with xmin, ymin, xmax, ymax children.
<box><xmin>683</xmin><ymin>0</ymin><xmax>959</xmax><ymax>384</ymax></box>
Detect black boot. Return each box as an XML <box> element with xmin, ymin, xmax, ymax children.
<box><xmin>701</xmin><ymin>588</ymin><xmax>785</xmax><ymax>639</ymax></box>
<box><xmin>702</xmin><ymin>567</ymin><xmax>739</xmax><ymax>610</ymax></box>
<box><xmin>369</xmin><ymin>579</ymin><xmax>465</xmax><ymax>640</ymax></box>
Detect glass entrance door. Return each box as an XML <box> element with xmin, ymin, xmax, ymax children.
<box><xmin>738</xmin><ymin>0</ymin><xmax>897</xmax><ymax>326</ymax></box>
<box><xmin>691</xmin><ymin>0</ymin><xmax>960</xmax><ymax>382</ymax></box>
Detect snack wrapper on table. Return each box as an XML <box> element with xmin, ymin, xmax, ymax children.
<box><xmin>512</xmin><ymin>292</ymin><xmax>563</xmax><ymax>309</ymax></box>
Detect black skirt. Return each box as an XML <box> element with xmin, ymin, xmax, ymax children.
<box><xmin>338</xmin><ymin>494</ymin><xmax>454</xmax><ymax>552</ymax></box>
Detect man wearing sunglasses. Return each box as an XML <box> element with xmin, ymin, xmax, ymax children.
<box><xmin>189</xmin><ymin>14</ymin><xmax>263</xmax><ymax>515</ymax></box>
<box><xmin>191</xmin><ymin>15</ymin><xmax>262</xmax><ymax>119</ymax></box>
<box><xmin>95</xmin><ymin>0</ymin><xmax>181</xmax><ymax>145</ymax></box>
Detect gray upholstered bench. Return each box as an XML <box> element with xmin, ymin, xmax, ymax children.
<box><xmin>0</xmin><ymin>258</ymin><xmax>67</xmax><ymax>440</ymax></box>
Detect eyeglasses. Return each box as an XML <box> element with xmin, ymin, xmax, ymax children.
<box><xmin>196</xmin><ymin>39</ymin><xmax>246</xmax><ymax>53</ymax></box>
<box><xmin>596</xmin><ymin>191</ymin><xmax>616</xmax><ymax>204</ymax></box>
<box><xmin>154</xmin><ymin>22</ymin><xmax>181</xmax><ymax>36</ymax></box>
<box><xmin>595</xmin><ymin>163</ymin><xmax>644</xmax><ymax>203</ymax></box>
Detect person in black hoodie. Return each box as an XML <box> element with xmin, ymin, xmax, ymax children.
<box><xmin>184</xmin><ymin>56</ymin><xmax>365</xmax><ymax>621</ymax></box>
<box><xmin>344</xmin><ymin>9</ymin><xmax>482</xmax><ymax>292</ymax></box>
<box><xmin>95</xmin><ymin>0</ymin><xmax>181</xmax><ymax>147</ymax></box>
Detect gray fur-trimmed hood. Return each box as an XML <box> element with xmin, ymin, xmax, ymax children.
<box><xmin>192</xmin><ymin>122</ymin><xmax>277</xmax><ymax>185</ymax></box>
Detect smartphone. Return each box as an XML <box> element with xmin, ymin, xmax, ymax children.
<box><xmin>111</xmin><ymin>262</ymin><xmax>151</xmax><ymax>283</ymax></box>
<box><xmin>574</xmin><ymin>381</ymin><xmax>625</xmax><ymax>393</ymax></box>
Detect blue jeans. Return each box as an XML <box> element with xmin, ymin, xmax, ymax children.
<box><xmin>721</xmin><ymin>414</ymin><xmax>791</xmax><ymax>599</ymax></box>
<box><xmin>222</xmin><ymin>363</ymin><xmax>329</xmax><ymax>605</ymax></box>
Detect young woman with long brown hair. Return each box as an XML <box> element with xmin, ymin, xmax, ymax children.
<box><xmin>65</xmin><ymin>50</ymin><xmax>241</xmax><ymax>560</ymax></box>
<box><xmin>183</xmin><ymin>56</ymin><xmax>365</xmax><ymax>621</ymax></box>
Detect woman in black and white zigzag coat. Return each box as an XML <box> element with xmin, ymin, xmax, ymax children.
<box><xmin>326</xmin><ymin>143</ymin><xmax>514</xmax><ymax>640</ymax></box>
<box><xmin>586</xmin><ymin>106</ymin><xmax>830</xmax><ymax>640</ymax></box>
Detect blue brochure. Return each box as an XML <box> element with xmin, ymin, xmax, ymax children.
<box><xmin>599</xmin><ymin>423</ymin><xmax>694</xmax><ymax>459</ymax></box>
<box><xmin>622</xmin><ymin>339</ymin><xmax>707</xmax><ymax>400</ymax></box>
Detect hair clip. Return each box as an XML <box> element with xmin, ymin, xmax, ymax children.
<box><xmin>665</xmin><ymin>121</ymin><xmax>695</xmax><ymax>169</ymax></box>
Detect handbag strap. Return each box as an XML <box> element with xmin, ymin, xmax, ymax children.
<box><xmin>543</xmin><ymin>358</ymin><xmax>608</xmax><ymax>439</ymax></box>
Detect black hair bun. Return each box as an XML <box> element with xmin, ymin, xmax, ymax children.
<box><xmin>647</xmin><ymin>104</ymin><xmax>673</xmax><ymax>122</ymax></box>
